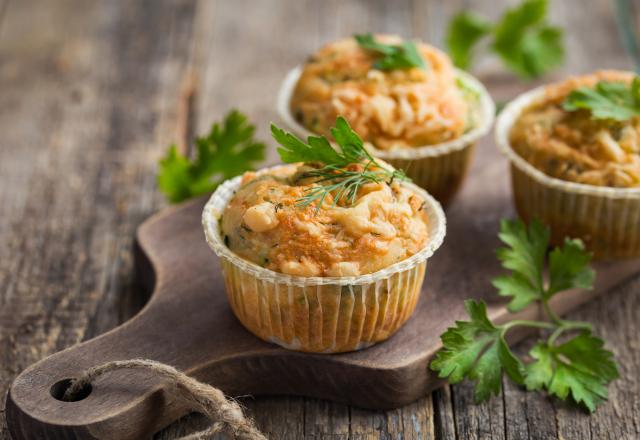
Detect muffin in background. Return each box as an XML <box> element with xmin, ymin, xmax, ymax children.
<box><xmin>278</xmin><ymin>34</ymin><xmax>494</xmax><ymax>205</ymax></box>
<box><xmin>290</xmin><ymin>35</ymin><xmax>470</xmax><ymax>150</ymax></box>
<box><xmin>496</xmin><ymin>71</ymin><xmax>640</xmax><ymax>259</ymax></box>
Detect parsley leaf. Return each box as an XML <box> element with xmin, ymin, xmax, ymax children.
<box><xmin>492</xmin><ymin>218</ymin><xmax>548</xmax><ymax>311</ymax></box>
<box><xmin>271</xmin><ymin>116</ymin><xmax>372</xmax><ymax>166</ymax></box>
<box><xmin>431</xmin><ymin>299</ymin><xmax>524</xmax><ymax>402</ymax></box>
<box><xmin>547</xmin><ymin>239</ymin><xmax>595</xmax><ymax>297</ymax></box>
<box><xmin>562</xmin><ymin>77</ymin><xmax>640</xmax><ymax>121</ymax></box>
<box><xmin>525</xmin><ymin>332</ymin><xmax>619</xmax><ymax>412</ymax></box>
<box><xmin>354</xmin><ymin>34</ymin><xmax>426</xmax><ymax>71</ymax></box>
<box><xmin>492</xmin><ymin>219</ymin><xmax>594</xmax><ymax>311</ymax></box>
<box><xmin>445</xmin><ymin>0</ymin><xmax>564</xmax><ymax>79</ymax></box>
<box><xmin>271</xmin><ymin>125</ymin><xmax>346</xmax><ymax>165</ymax></box>
<box><xmin>431</xmin><ymin>219</ymin><xmax>618</xmax><ymax>413</ymax></box>
<box><xmin>446</xmin><ymin>11</ymin><xmax>492</xmax><ymax>69</ymax></box>
<box><xmin>271</xmin><ymin>116</ymin><xmax>407</xmax><ymax>208</ymax></box>
<box><xmin>492</xmin><ymin>0</ymin><xmax>564</xmax><ymax>79</ymax></box>
<box><xmin>157</xmin><ymin>110</ymin><xmax>265</xmax><ymax>203</ymax></box>
<box><xmin>491</xmin><ymin>273</ymin><xmax>541</xmax><ymax>313</ymax></box>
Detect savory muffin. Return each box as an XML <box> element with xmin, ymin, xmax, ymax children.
<box><xmin>221</xmin><ymin>163</ymin><xmax>429</xmax><ymax>277</ymax></box>
<box><xmin>279</xmin><ymin>34</ymin><xmax>494</xmax><ymax>205</ymax></box>
<box><xmin>510</xmin><ymin>71</ymin><xmax>640</xmax><ymax>188</ymax></box>
<box><xmin>496</xmin><ymin>70</ymin><xmax>640</xmax><ymax>259</ymax></box>
<box><xmin>290</xmin><ymin>35</ymin><xmax>472</xmax><ymax>150</ymax></box>
<box><xmin>203</xmin><ymin>120</ymin><xmax>446</xmax><ymax>352</ymax></box>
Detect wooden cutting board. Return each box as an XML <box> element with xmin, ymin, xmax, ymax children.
<box><xmin>6</xmin><ymin>139</ymin><xmax>640</xmax><ymax>440</ymax></box>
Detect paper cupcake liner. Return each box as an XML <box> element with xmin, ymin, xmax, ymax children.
<box><xmin>496</xmin><ymin>87</ymin><xmax>640</xmax><ymax>259</ymax></box>
<box><xmin>220</xmin><ymin>258</ymin><xmax>427</xmax><ymax>352</ymax></box>
<box><xmin>202</xmin><ymin>165</ymin><xmax>446</xmax><ymax>353</ymax></box>
<box><xmin>383</xmin><ymin>143</ymin><xmax>476</xmax><ymax>206</ymax></box>
<box><xmin>277</xmin><ymin>68</ymin><xmax>495</xmax><ymax>205</ymax></box>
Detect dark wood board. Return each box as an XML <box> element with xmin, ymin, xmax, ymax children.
<box><xmin>6</xmin><ymin>138</ymin><xmax>640</xmax><ymax>439</ymax></box>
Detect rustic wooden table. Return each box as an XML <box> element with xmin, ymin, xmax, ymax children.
<box><xmin>1</xmin><ymin>0</ymin><xmax>638</xmax><ymax>439</ymax></box>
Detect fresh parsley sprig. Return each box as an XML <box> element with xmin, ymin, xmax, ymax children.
<box><xmin>272</xmin><ymin>116</ymin><xmax>374</xmax><ymax>166</ymax></box>
<box><xmin>563</xmin><ymin>76</ymin><xmax>640</xmax><ymax>121</ymax></box>
<box><xmin>271</xmin><ymin>116</ymin><xmax>407</xmax><ymax>209</ymax></box>
<box><xmin>446</xmin><ymin>0</ymin><xmax>565</xmax><ymax>79</ymax></box>
<box><xmin>431</xmin><ymin>219</ymin><xmax>619</xmax><ymax>413</ymax></box>
<box><xmin>157</xmin><ymin>110</ymin><xmax>265</xmax><ymax>203</ymax></box>
<box><xmin>354</xmin><ymin>34</ymin><xmax>427</xmax><ymax>71</ymax></box>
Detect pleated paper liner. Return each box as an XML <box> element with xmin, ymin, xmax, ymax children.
<box><xmin>277</xmin><ymin>68</ymin><xmax>495</xmax><ymax>206</ymax></box>
<box><xmin>203</xmin><ymin>165</ymin><xmax>446</xmax><ymax>353</ymax></box>
<box><xmin>496</xmin><ymin>86</ymin><xmax>640</xmax><ymax>259</ymax></box>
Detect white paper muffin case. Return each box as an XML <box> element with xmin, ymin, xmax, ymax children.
<box><xmin>202</xmin><ymin>165</ymin><xmax>446</xmax><ymax>353</ymax></box>
<box><xmin>277</xmin><ymin>67</ymin><xmax>495</xmax><ymax>206</ymax></box>
<box><xmin>496</xmin><ymin>87</ymin><xmax>640</xmax><ymax>259</ymax></box>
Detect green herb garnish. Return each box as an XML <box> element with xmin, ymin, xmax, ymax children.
<box><xmin>271</xmin><ymin>116</ymin><xmax>407</xmax><ymax>208</ymax></box>
<box><xmin>158</xmin><ymin>110</ymin><xmax>265</xmax><ymax>203</ymax></box>
<box><xmin>446</xmin><ymin>0</ymin><xmax>564</xmax><ymax>79</ymax></box>
<box><xmin>446</xmin><ymin>11</ymin><xmax>493</xmax><ymax>70</ymax></box>
<box><xmin>431</xmin><ymin>219</ymin><xmax>619</xmax><ymax>413</ymax></box>
<box><xmin>562</xmin><ymin>77</ymin><xmax>640</xmax><ymax>121</ymax></box>
<box><xmin>354</xmin><ymin>34</ymin><xmax>426</xmax><ymax>71</ymax></box>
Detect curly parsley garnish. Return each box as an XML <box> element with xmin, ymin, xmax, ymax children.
<box><xmin>354</xmin><ymin>34</ymin><xmax>426</xmax><ymax>71</ymax></box>
<box><xmin>158</xmin><ymin>110</ymin><xmax>265</xmax><ymax>203</ymax></box>
<box><xmin>562</xmin><ymin>76</ymin><xmax>640</xmax><ymax>121</ymax></box>
<box><xmin>271</xmin><ymin>116</ymin><xmax>408</xmax><ymax>209</ymax></box>
<box><xmin>431</xmin><ymin>219</ymin><xmax>618</xmax><ymax>413</ymax></box>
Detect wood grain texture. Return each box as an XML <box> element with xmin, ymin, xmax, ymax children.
<box><xmin>0</xmin><ymin>0</ymin><xmax>196</xmax><ymax>438</ymax></box>
<box><xmin>0</xmin><ymin>0</ymin><xmax>638</xmax><ymax>439</ymax></box>
<box><xmin>7</xmin><ymin>161</ymin><xmax>637</xmax><ymax>438</ymax></box>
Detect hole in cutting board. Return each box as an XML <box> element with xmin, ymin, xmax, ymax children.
<box><xmin>50</xmin><ymin>379</ymin><xmax>92</xmax><ymax>402</ymax></box>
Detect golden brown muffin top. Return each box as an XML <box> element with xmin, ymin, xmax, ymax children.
<box><xmin>220</xmin><ymin>164</ymin><xmax>429</xmax><ymax>277</ymax></box>
<box><xmin>290</xmin><ymin>35</ymin><xmax>471</xmax><ymax>150</ymax></box>
<box><xmin>510</xmin><ymin>71</ymin><xmax>640</xmax><ymax>188</ymax></box>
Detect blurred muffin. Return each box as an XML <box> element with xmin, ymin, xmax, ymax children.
<box><xmin>278</xmin><ymin>34</ymin><xmax>494</xmax><ymax>204</ymax></box>
<box><xmin>497</xmin><ymin>71</ymin><xmax>640</xmax><ymax>258</ymax></box>
<box><xmin>510</xmin><ymin>71</ymin><xmax>639</xmax><ymax>188</ymax></box>
<box><xmin>290</xmin><ymin>35</ymin><xmax>472</xmax><ymax>150</ymax></box>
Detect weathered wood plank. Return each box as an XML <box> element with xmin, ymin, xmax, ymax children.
<box><xmin>0</xmin><ymin>0</ymin><xmax>196</xmax><ymax>439</ymax></box>
<box><xmin>556</xmin><ymin>276</ymin><xmax>640</xmax><ymax>440</ymax></box>
<box><xmin>432</xmin><ymin>387</ymin><xmax>457</xmax><ymax>440</ymax></box>
<box><xmin>0</xmin><ymin>0</ymin><xmax>8</xmax><ymax>37</ymax></box>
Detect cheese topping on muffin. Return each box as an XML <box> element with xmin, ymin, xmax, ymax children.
<box><xmin>510</xmin><ymin>71</ymin><xmax>640</xmax><ymax>188</ymax></box>
<box><xmin>290</xmin><ymin>35</ymin><xmax>471</xmax><ymax>150</ymax></box>
<box><xmin>220</xmin><ymin>164</ymin><xmax>429</xmax><ymax>277</ymax></box>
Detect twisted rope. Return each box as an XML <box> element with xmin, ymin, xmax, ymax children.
<box><xmin>62</xmin><ymin>359</ymin><xmax>267</xmax><ymax>440</ymax></box>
